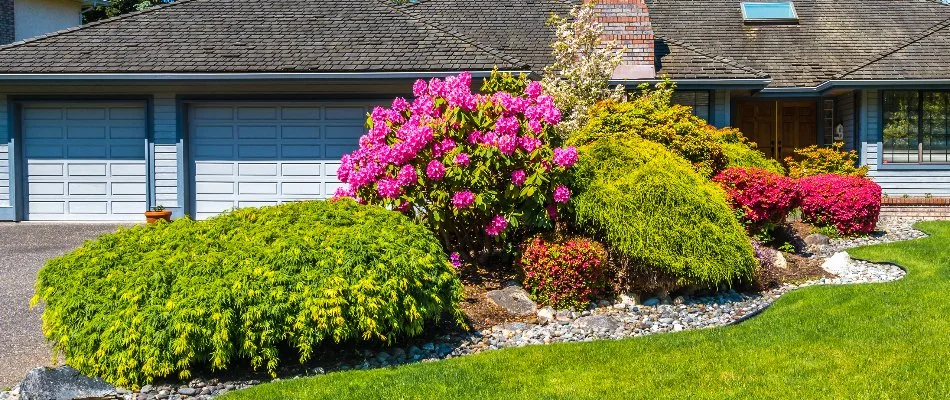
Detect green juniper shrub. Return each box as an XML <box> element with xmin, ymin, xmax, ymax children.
<box><xmin>32</xmin><ymin>200</ymin><xmax>464</xmax><ymax>388</ymax></box>
<box><xmin>570</xmin><ymin>137</ymin><xmax>757</xmax><ymax>292</ymax></box>
<box><xmin>570</xmin><ymin>81</ymin><xmax>775</xmax><ymax>178</ymax></box>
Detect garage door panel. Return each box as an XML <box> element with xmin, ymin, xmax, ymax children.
<box><xmin>282</xmin><ymin>107</ymin><xmax>321</xmax><ymax>120</ymax></box>
<box><xmin>68</xmin><ymin>164</ymin><xmax>107</xmax><ymax>177</ymax></box>
<box><xmin>23</xmin><ymin>103</ymin><xmax>147</xmax><ymax>221</ymax></box>
<box><xmin>281</xmin><ymin>145</ymin><xmax>320</xmax><ymax>158</ymax></box>
<box><xmin>190</xmin><ymin>103</ymin><xmax>369</xmax><ymax>219</ymax></box>
<box><xmin>237</xmin><ymin>126</ymin><xmax>278</xmax><ymax>139</ymax></box>
<box><xmin>238</xmin><ymin>163</ymin><xmax>278</xmax><ymax>176</ymax></box>
<box><xmin>193</xmin><ymin>125</ymin><xmax>234</xmax><ymax>140</ymax></box>
<box><xmin>281</xmin><ymin>126</ymin><xmax>320</xmax><ymax>139</ymax></box>
<box><xmin>238</xmin><ymin>145</ymin><xmax>278</xmax><ymax>158</ymax></box>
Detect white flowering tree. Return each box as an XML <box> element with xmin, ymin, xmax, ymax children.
<box><xmin>542</xmin><ymin>2</ymin><xmax>627</xmax><ymax>137</ymax></box>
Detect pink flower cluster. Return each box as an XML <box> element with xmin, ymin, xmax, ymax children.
<box><xmin>519</xmin><ymin>236</ymin><xmax>608</xmax><ymax>309</ymax></box>
<box><xmin>798</xmin><ymin>174</ymin><xmax>882</xmax><ymax>235</ymax></box>
<box><xmin>713</xmin><ymin>167</ymin><xmax>800</xmax><ymax>231</ymax></box>
<box><xmin>335</xmin><ymin>72</ymin><xmax>572</xmax><ymax>249</ymax></box>
<box><xmin>714</xmin><ymin>167</ymin><xmax>883</xmax><ymax>236</ymax></box>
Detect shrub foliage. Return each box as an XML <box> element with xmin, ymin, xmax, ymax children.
<box><xmin>786</xmin><ymin>142</ymin><xmax>868</xmax><ymax>178</ymax></box>
<box><xmin>519</xmin><ymin>236</ymin><xmax>608</xmax><ymax>309</ymax></box>
<box><xmin>571</xmin><ymin>137</ymin><xmax>757</xmax><ymax>290</ymax></box>
<box><xmin>336</xmin><ymin>72</ymin><xmax>573</xmax><ymax>262</ymax></box>
<box><xmin>714</xmin><ymin>167</ymin><xmax>800</xmax><ymax>233</ymax></box>
<box><xmin>571</xmin><ymin>82</ymin><xmax>774</xmax><ymax>177</ymax></box>
<box><xmin>32</xmin><ymin>200</ymin><xmax>463</xmax><ymax>387</ymax></box>
<box><xmin>798</xmin><ymin>174</ymin><xmax>882</xmax><ymax>235</ymax></box>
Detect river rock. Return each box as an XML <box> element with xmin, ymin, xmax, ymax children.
<box><xmin>19</xmin><ymin>366</ymin><xmax>116</xmax><ymax>400</ymax></box>
<box><xmin>573</xmin><ymin>315</ymin><xmax>620</xmax><ymax>331</ymax></box>
<box><xmin>804</xmin><ymin>233</ymin><xmax>831</xmax><ymax>246</ymax></box>
<box><xmin>821</xmin><ymin>252</ymin><xmax>852</xmax><ymax>275</ymax></box>
<box><xmin>487</xmin><ymin>286</ymin><xmax>538</xmax><ymax>316</ymax></box>
<box><xmin>536</xmin><ymin>306</ymin><xmax>555</xmax><ymax>323</ymax></box>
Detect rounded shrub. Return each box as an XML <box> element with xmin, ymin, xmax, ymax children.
<box><xmin>713</xmin><ymin>167</ymin><xmax>800</xmax><ymax>232</ymax></box>
<box><xmin>519</xmin><ymin>236</ymin><xmax>608</xmax><ymax>310</ymax></box>
<box><xmin>32</xmin><ymin>200</ymin><xmax>463</xmax><ymax>387</ymax></box>
<box><xmin>798</xmin><ymin>174</ymin><xmax>882</xmax><ymax>235</ymax></box>
<box><xmin>571</xmin><ymin>137</ymin><xmax>757</xmax><ymax>290</ymax></box>
<box><xmin>786</xmin><ymin>142</ymin><xmax>868</xmax><ymax>178</ymax></box>
<box><xmin>721</xmin><ymin>141</ymin><xmax>784</xmax><ymax>175</ymax></box>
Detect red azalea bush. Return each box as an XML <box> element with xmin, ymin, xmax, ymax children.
<box><xmin>519</xmin><ymin>236</ymin><xmax>608</xmax><ymax>310</ymax></box>
<box><xmin>713</xmin><ymin>167</ymin><xmax>800</xmax><ymax>232</ymax></box>
<box><xmin>798</xmin><ymin>174</ymin><xmax>882</xmax><ymax>235</ymax></box>
<box><xmin>335</xmin><ymin>72</ymin><xmax>574</xmax><ymax>261</ymax></box>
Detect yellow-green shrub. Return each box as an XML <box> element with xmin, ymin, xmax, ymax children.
<box><xmin>571</xmin><ymin>81</ymin><xmax>775</xmax><ymax>177</ymax></box>
<box><xmin>32</xmin><ymin>200</ymin><xmax>463</xmax><ymax>387</ymax></box>
<box><xmin>571</xmin><ymin>137</ymin><xmax>757</xmax><ymax>290</ymax></box>
<box><xmin>786</xmin><ymin>142</ymin><xmax>868</xmax><ymax>178</ymax></box>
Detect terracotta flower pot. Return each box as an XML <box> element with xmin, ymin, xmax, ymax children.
<box><xmin>145</xmin><ymin>210</ymin><xmax>173</xmax><ymax>224</ymax></box>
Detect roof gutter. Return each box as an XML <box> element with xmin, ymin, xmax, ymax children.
<box><xmin>0</xmin><ymin>70</ymin><xmax>534</xmax><ymax>84</ymax></box>
<box><xmin>757</xmin><ymin>79</ymin><xmax>950</xmax><ymax>95</ymax></box>
<box><xmin>609</xmin><ymin>78</ymin><xmax>772</xmax><ymax>90</ymax></box>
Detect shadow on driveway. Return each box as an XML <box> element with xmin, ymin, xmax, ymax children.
<box><xmin>0</xmin><ymin>223</ymin><xmax>122</xmax><ymax>388</ymax></box>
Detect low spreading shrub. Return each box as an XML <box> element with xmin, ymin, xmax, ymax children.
<box><xmin>786</xmin><ymin>142</ymin><xmax>868</xmax><ymax>178</ymax></box>
<box><xmin>336</xmin><ymin>72</ymin><xmax>572</xmax><ymax>262</ymax></box>
<box><xmin>571</xmin><ymin>137</ymin><xmax>757</xmax><ymax>291</ymax></box>
<box><xmin>713</xmin><ymin>167</ymin><xmax>800</xmax><ymax>233</ymax></box>
<box><xmin>32</xmin><ymin>200</ymin><xmax>463</xmax><ymax>387</ymax></box>
<box><xmin>519</xmin><ymin>236</ymin><xmax>608</xmax><ymax>309</ymax></box>
<box><xmin>798</xmin><ymin>174</ymin><xmax>882</xmax><ymax>235</ymax></box>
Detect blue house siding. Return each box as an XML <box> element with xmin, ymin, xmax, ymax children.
<box><xmin>861</xmin><ymin>89</ymin><xmax>950</xmax><ymax>197</ymax></box>
<box><xmin>152</xmin><ymin>93</ymin><xmax>181</xmax><ymax>216</ymax></box>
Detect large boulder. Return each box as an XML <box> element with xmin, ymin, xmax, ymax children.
<box><xmin>19</xmin><ymin>366</ymin><xmax>116</xmax><ymax>400</ymax></box>
<box><xmin>486</xmin><ymin>286</ymin><xmax>538</xmax><ymax>316</ymax></box>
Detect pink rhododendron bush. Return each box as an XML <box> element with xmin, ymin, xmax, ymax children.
<box><xmin>713</xmin><ymin>167</ymin><xmax>801</xmax><ymax>233</ymax></box>
<box><xmin>798</xmin><ymin>174</ymin><xmax>882</xmax><ymax>235</ymax></box>
<box><xmin>336</xmin><ymin>72</ymin><xmax>574</xmax><ymax>261</ymax></box>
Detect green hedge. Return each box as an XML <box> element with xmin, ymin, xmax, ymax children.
<box><xmin>571</xmin><ymin>137</ymin><xmax>757</xmax><ymax>289</ymax></box>
<box><xmin>33</xmin><ymin>200</ymin><xmax>463</xmax><ymax>387</ymax></box>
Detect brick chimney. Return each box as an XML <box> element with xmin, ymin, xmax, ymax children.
<box><xmin>590</xmin><ymin>0</ymin><xmax>656</xmax><ymax>80</ymax></box>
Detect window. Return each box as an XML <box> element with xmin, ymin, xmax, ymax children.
<box><xmin>882</xmin><ymin>90</ymin><xmax>950</xmax><ymax>164</ymax></box>
<box><xmin>741</xmin><ymin>2</ymin><xmax>799</xmax><ymax>23</ymax></box>
<box><xmin>671</xmin><ymin>91</ymin><xmax>711</xmax><ymax>122</ymax></box>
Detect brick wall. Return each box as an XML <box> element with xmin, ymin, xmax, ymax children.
<box><xmin>880</xmin><ymin>206</ymin><xmax>950</xmax><ymax>219</ymax></box>
<box><xmin>0</xmin><ymin>0</ymin><xmax>13</xmax><ymax>45</ymax></box>
<box><xmin>591</xmin><ymin>0</ymin><xmax>656</xmax><ymax>79</ymax></box>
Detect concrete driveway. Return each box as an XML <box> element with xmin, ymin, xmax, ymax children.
<box><xmin>0</xmin><ymin>223</ymin><xmax>120</xmax><ymax>388</ymax></box>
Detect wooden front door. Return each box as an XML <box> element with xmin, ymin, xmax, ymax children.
<box><xmin>735</xmin><ymin>100</ymin><xmax>818</xmax><ymax>160</ymax></box>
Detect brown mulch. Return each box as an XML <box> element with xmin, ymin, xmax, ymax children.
<box><xmin>455</xmin><ymin>261</ymin><xmax>534</xmax><ymax>331</ymax></box>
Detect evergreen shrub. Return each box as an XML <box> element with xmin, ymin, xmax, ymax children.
<box><xmin>32</xmin><ymin>200</ymin><xmax>463</xmax><ymax>387</ymax></box>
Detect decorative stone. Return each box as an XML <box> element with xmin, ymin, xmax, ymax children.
<box><xmin>821</xmin><ymin>252</ymin><xmax>852</xmax><ymax>275</ymax></box>
<box><xmin>774</xmin><ymin>251</ymin><xmax>789</xmax><ymax>269</ymax></box>
<box><xmin>804</xmin><ymin>233</ymin><xmax>831</xmax><ymax>246</ymax></box>
<box><xmin>619</xmin><ymin>292</ymin><xmax>639</xmax><ymax>305</ymax></box>
<box><xmin>536</xmin><ymin>306</ymin><xmax>555</xmax><ymax>323</ymax></box>
<box><xmin>573</xmin><ymin>315</ymin><xmax>620</xmax><ymax>331</ymax></box>
<box><xmin>18</xmin><ymin>366</ymin><xmax>116</xmax><ymax>400</ymax></box>
<box><xmin>178</xmin><ymin>387</ymin><xmax>198</xmax><ymax>396</ymax></box>
<box><xmin>486</xmin><ymin>286</ymin><xmax>538</xmax><ymax>316</ymax></box>
<box><xmin>555</xmin><ymin>309</ymin><xmax>573</xmax><ymax>322</ymax></box>
<box><xmin>643</xmin><ymin>297</ymin><xmax>660</xmax><ymax>306</ymax></box>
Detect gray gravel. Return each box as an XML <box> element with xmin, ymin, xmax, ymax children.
<box><xmin>0</xmin><ymin>223</ymin><xmax>120</xmax><ymax>389</ymax></box>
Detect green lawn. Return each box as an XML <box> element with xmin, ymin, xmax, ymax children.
<box><xmin>223</xmin><ymin>221</ymin><xmax>950</xmax><ymax>400</ymax></box>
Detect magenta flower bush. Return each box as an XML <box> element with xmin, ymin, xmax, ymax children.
<box><xmin>798</xmin><ymin>174</ymin><xmax>882</xmax><ymax>235</ymax></box>
<box><xmin>336</xmin><ymin>72</ymin><xmax>574</xmax><ymax>260</ymax></box>
<box><xmin>713</xmin><ymin>167</ymin><xmax>800</xmax><ymax>232</ymax></box>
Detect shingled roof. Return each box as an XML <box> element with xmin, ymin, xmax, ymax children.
<box><xmin>646</xmin><ymin>0</ymin><xmax>950</xmax><ymax>87</ymax></box>
<box><xmin>0</xmin><ymin>0</ymin><xmax>533</xmax><ymax>73</ymax></box>
<box><xmin>0</xmin><ymin>0</ymin><xmax>949</xmax><ymax>88</ymax></box>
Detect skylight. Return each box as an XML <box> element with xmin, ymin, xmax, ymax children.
<box><xmin>741</xmin><ymin>2</ymin><xmax>799</xmax><ymax>23</ymax></box>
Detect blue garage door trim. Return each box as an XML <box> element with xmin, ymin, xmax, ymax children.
<box><xmin>186</xmin><ymin>102</ymin><xmax>370</xmax><ymax>220</ymax></box>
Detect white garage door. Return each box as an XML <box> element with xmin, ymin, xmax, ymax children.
<box><xmin>189</xmin><ymin>103</ymin><xmax>368</xmax><ymax>220</ymax></box>
<box><xmin>22</xmin><ymin>103</ymin><xmax>147</xmax><ymax>221</ymax></box>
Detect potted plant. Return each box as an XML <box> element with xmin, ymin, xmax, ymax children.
<box><xmin>145</xmin><ymin>205</ymin><xmax>172</xmax><ymax>224</ymax></box>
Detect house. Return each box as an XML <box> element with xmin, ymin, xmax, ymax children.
<box><xmin>0</xmin><ymin>0</ymin><xmax>947</xmax><ymax>222</ymax></box>
<box><xmin>0</xmin><ymin>0</ymin><xmax>98</xmax><ymax>45</ymax></box>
